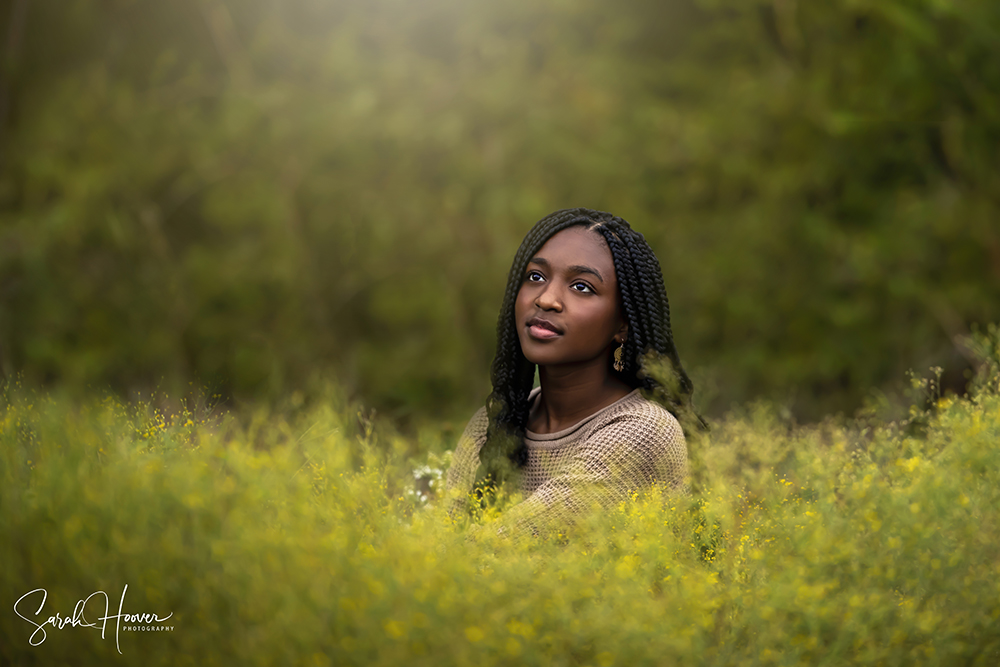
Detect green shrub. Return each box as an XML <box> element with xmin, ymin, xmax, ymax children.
<box><xmin>2</xmin><ymin>363</ymin><xmax>999</xmax><ymax>665</ymax></box>
<box><xmin>4</xmin><ymin>0</ymin><xmax>1000</xmax><ymax>420</ymax></box>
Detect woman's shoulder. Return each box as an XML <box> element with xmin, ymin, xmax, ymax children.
<box><xmin>578</xmin><ymin>391</ymin><xmax>688</xmax><ymax>489</ymax></box>
<box><xmin>580</xmin><ymin>390</ymin><xmax>685</xmax><ymax>452</ymax></box>
<box><xmin>444</xmin><ymin>405</ymin><xmax>490</xmax><ymax>495</ymax></box>
<box><xmin>458</xmin><ymin>405</ymin><xmax>489</xmax><ymax>446</ymax></box>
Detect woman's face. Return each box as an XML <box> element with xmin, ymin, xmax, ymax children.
<box><xmin>514</xmin><ymin>226</ymin><xmax>626</xmax><ymax>369</ymax></box>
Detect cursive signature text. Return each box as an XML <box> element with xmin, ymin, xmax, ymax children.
<box><xmin>14</xmin><ymin>584</ymin><xmax>173</xmax><ymax>654</ymax></box>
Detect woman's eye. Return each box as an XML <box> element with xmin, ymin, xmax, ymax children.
<box><xmin>572</xmin><ymin>282</ymin><xmax>594</xmax><ymax>294</ymax></box>
<box><xmin>526</xmin><ymin>271</ymin><xmax>544</xmax><ymax>282</ymax></box>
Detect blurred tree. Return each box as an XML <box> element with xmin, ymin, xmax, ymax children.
<box><xmin>0</xmin><ymin>0</ymin><xmax>997</xmax><ymax>422</ymax></box>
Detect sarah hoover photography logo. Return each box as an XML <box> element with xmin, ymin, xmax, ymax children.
<box><xmin>13</xmin><ymin>583</ymin><xmax>174</xmax><ymax>654</ymax></box>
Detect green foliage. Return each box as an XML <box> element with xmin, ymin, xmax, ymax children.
<box><xmin>3</xmin><ymin>356</ymin><xmax>1000</xmax><ymax>664</ymax></box>
<box><xmin>2</xmin><ymin>0</ymin><xmax>999</xmax><ymax>421</ymax></box>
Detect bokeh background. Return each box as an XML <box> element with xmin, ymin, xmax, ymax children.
<box><xmin>1</xmin><ymin>0</ymin><xmax>998</xmax><ymax>424</ymax></box>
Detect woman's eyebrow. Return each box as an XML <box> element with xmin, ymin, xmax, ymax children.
<box><xmin>569</xmin><ymin>264</ymin><xmax>604</xmax><ymax>282</ymax></box>
<box><xmin>528</xmin><ymin>257</ymin><xmax>604</xmax><ymax>283</ymax></box>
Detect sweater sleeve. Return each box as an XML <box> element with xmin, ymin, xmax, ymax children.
<box><xmin>501</xmin><ymin>404</ymin><xmax>688</xmax><ymax>536</ymax></box>
<box><xmin>443</xmin><ymin>406</ymin><xmax>488</xmax><ymax>508</ymax></box>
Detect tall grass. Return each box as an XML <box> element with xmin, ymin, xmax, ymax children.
<box><xmin>2</xmin><ymin>344</ymin><xmax>999</xmax><ymax>665</ymax></box>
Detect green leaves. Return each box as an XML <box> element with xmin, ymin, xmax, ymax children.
<box><xmin>2</xmin><ymin>0</ymin><xmax>999</xmax><ymax>420</ymax></box>
<box><xmin>3</xmin><ymin>366</ymin><xmax>1000</xmax><ymax>664</ymax></box>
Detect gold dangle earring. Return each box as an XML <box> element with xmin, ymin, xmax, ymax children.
<box><xmin>613</xmin><ymin>338</ymin><xmax>626</xmax><ymax>372</ymax></box>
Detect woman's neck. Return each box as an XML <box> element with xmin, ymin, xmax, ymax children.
<box><xmin>528</xmin><ymin>364</ymin><xmax>633</xmax><ymax>434</ymax></box>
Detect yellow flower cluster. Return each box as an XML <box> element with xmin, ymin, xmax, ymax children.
<box><xmin>1</xmin><ymin>365</ymin><xmax>999</xmax><ymax>665</ymax></box>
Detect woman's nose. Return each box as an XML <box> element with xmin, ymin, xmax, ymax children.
<box><xmin>534</xmin><ymin>284</ymin><xmax>563</xmax><ymax>311</ymax></box>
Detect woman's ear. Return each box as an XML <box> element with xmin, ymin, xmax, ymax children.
<box><xmin>615</xmin><ymin>322</ymin><xmax>629</xmax><ymax>344</ymax></box>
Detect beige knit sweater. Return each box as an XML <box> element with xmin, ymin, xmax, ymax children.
<box><xmin>445</xmin><ymin>387</ymin><xmax>688</xmax><ymax>535</ymax></box>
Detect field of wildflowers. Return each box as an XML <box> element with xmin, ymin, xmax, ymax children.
<box><xmin>2</xmin><ymin>335</ymin><xmax>999</xmax><ymax>665</ymax></box>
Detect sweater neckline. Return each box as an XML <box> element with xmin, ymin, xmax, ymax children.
<box><xmin>524</xmin><ymin>386</ymin><xmax>642</xmax><ymax>441</ymax></box>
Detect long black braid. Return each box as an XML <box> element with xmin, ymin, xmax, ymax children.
<box><xmin>474</xmin><ymin>208</ymin><xmax>701</xmax><ymax>490</ymax></box>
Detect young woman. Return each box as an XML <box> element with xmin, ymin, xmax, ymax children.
<box><xmin>445</xmin><ymin>208</ymin><xmax>698</xmax><ymax>535</ymax></box>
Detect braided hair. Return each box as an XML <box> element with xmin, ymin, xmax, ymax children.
<box><xmin>475</xmin><ymin>208</ymin><xmax>700</xmax><ymax>489</ymax></box>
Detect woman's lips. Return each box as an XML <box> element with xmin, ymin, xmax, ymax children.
<box><xmin>526</xmin><ymin>318</ymin><xmax>562</xmax><ymax>340</ymax></box>
<box><xmin>528</xmin><ymin>324</ymin><xmax>561</xmax><ymax>340</ymax></box>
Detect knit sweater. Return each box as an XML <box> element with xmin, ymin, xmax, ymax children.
<box><xmin>445</xmin><ymin>387</ymin><xmax>688</xmax><ymax>535</ymax></box>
